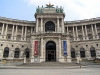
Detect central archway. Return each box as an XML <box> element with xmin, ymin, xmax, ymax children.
<box><xmin>46</xmin><ymin>41</ymin><xmax>56</xmax><ymax>62</ymax></box>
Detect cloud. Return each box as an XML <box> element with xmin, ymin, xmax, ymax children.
<box><xmin>24</xmin><ymin>0</ymin><xmax>100</xmax><ymax>21</ymax></box>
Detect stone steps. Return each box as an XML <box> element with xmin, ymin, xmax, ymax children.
<box><xmin>19</xmin><ymin>62</ymin><xmax>79</xmax><ymax>67</ymax></box>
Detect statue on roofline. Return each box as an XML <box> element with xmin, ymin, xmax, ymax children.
<box><xmin>36</xmin><ymin>6</ymin><xmax>43</xmax><ymax>13</ymax></box>
<box><xmin>46</xmin><ymin>3</ymin><xmax>54</xmax><ymax>8</ymax></box>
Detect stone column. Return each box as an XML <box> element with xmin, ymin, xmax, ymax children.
<box><xmin>85</xmin><ymin>25</ymin><xmax>89</xmax><ymax>40</ymax></box>
<box><xmin>57</xmin><ymin>17</ymin><xmax>60</xmax><ymax>32</ymax></box>
<box><xmin>94</xmin><ymin>24</ymin><xmax>99</xmax><ymax>39</ymax></box>
<box><xmin>40</xmin><ymin>38</ymin><xmax>44</xmax><ymax>62</ymax></box>
<box><xmin>76</xmin><ymin>26</ymin><xmax>79</xmax><ymax>41</ymax></box>
<box><xmin>11</xmin><ymin>25</ymin><xmax>14</xmax><ymax>40</ymax></box>
<box><xmin>67</xmin><ymin>38</ymin><xmax>71</xmax><ymax>63</ymax></box>
<box><xmin>14</xmin><ymin>25</ymin><xmax>18</xmax><ymax>40</ymax></box>
<box><xmin>73</xmin><ymin>26</ymin><xmax>76</xmax><ymax>41</ymax></box>
<box><xmin>91</xmin><ymin>24</ymin><xmax>95</xmax><ymax>39</ymax></box>
<box><xmin>67</xmin><ymin>26</ymin><xmax>69</xmax><ymax>34</ymax></box>
<box><xmin>61</xmin><ymin>18</ymin><xmax>64</xmax><ymax>33</ymax></box>
<box><xmin>21</xmin><ymin>26</ymin><xmax>24</xmax><ymax>41</ymax></box>
<box><xmin>1</xmin><ymin>23</ymin><xmax>5</xmax><ymax>37</ymax></box>
<box><xmin>36</xmin><ymin>18</ymin><xmax>39</xmax><ymax>33</ymax></box>
<box><xmin>41</xmin><ymin>18</ymin><xmax>43</xmax><ymax>32</ymax></box>
<box><xmin>31</xmin><ymin>27</ymin><xmax>33</xmax><ymax>34</ymax></box>
<box><xmin>24</xmin><ymin>26</ymin><xmax>27</xmax><ymax>41</ymax></box>
<box><xmin>4</xmin><ymin>24</ymin><xmax>8</xmax><ymax>39</ymax></box>
<box><xmin>82</xmin><ymin>25</ymin><xmax>85</xmax><ymax>40</ymax></box>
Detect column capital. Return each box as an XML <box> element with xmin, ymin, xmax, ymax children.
<box><xmin>57</xmin><ymin>16</ymin><xmax>59</xmax><ymax>19</ymax></box>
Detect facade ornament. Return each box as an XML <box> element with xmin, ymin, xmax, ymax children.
<box><xmin>46</xmin><ymin>3</ymin><xmax>54</xmax><ymax>8</ymax></box>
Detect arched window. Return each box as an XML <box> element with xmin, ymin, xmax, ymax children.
<box><xmin>14</xmin><ymin>48</ymin><xmax>20</xmax><ymax>58</ymax></box>
<box><xmin>45</xmin><ymin>21</ymin><xmax>55</xmax><ymax>32</ymax></box>
<box><xmin>80</xmin><ymin>48</ymin><xmax>85</xmax><ymax>58</ymax></box>
<box><xmin>3</xmin><ymin>47</ymin><xmax>9</xmax><ymax>58</ymax></box>
<box><xmin>90</xmin><ymin>47</ymin><xmax>96</xmax><ymax>57</ymax></box>
<box><xmin>25</xmin><ymin>48</ymin><xmax>30</xmax><ymax>58</ymax></box>
<box><xmin>71</xmin><ymin>48</ymin><xmax>76</xmax><ymax>58</ymax></box>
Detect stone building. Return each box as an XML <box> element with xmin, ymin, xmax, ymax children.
<box><xmin>0</xmin><ymin>4</ymin><xmax>100</xmax><ymax>63</ymax></box>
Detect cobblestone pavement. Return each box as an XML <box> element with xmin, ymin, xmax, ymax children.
<box><xmin>0</xmin><ymin>65</ymin><xmax>100</xmax><ymax>75</ymax></box>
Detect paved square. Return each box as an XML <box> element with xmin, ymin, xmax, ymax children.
<box><xmin>0</xmin><ymin>66</ymin><xmax>100</xmax><ymax>75</ymax></box>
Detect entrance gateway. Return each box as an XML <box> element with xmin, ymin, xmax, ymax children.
<box><xmin>46</xmin><ymin>41</ymin><xmax>56</xmax><ymax>62</ymax></box>
<box><xmin>30</xmin><ymin>4</ymin><xmax>72</xmax><ymax>63</ymax></box>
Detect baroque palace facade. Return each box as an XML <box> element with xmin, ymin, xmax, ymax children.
<box><xmin>0</xmin><ymin>4</ymin><xmax>100</xmax><ymax>63</ymax></box>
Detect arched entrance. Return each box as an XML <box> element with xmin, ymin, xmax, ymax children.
<box><xmin>46</xmin><ymin>41</ymin><xmax>56</xmax><ymax>62</ymax></box>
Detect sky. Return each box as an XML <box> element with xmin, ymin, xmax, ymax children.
<box><xmin>0</xmin><ymin>0</ymin><xmax>100</xmax><ymax>21</ymax></box>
